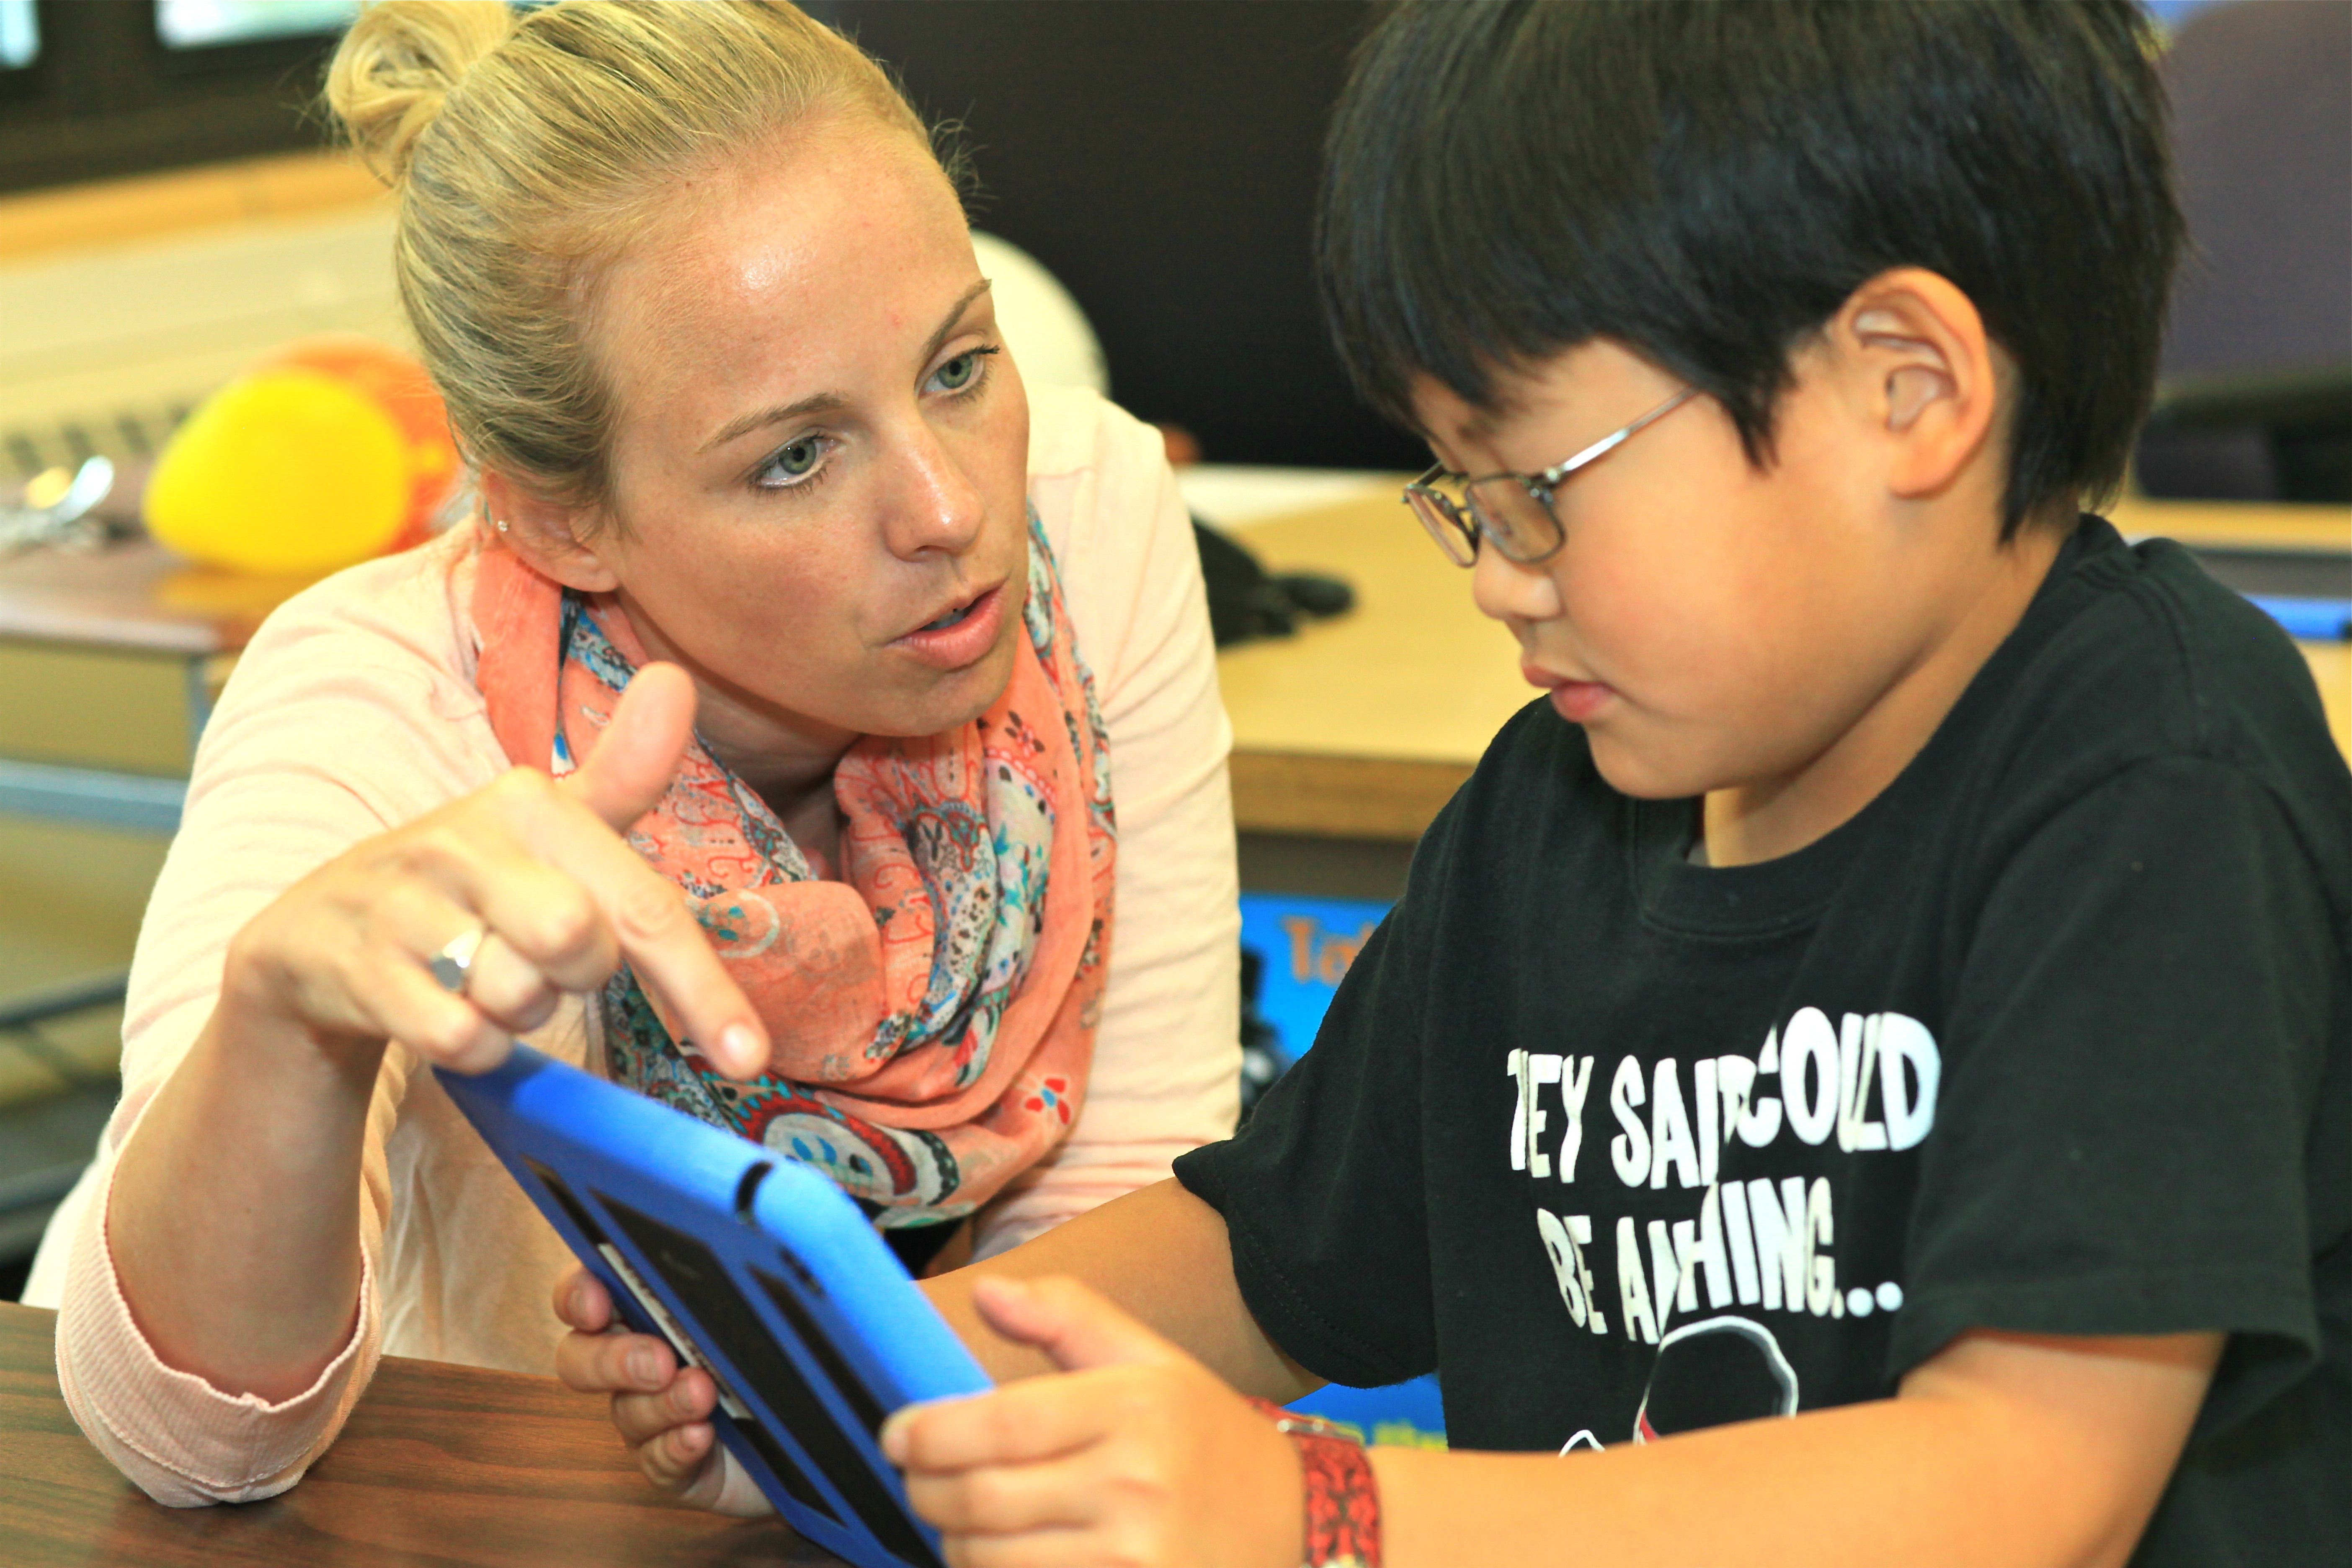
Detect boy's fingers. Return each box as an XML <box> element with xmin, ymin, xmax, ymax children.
<box><xmin>562</xmin><ymin>661</ymin><xmax>697</xmax><ymax>834</ymax></box>
<box><xmin>885</xmin><ymin>1371</ymin><xmax>1134</xmax><ymax>1472</ymax></box>
<box><xmin>970</xmin><ymin>1274</ymin><xmax>1183</xmax><ymax>1374</ymax></box>
<box><xmin>553</xmin><ymin>1267</ymin><xmax>612</xmax><ymax>1333</ymax></box>
<box><xmin>552</xmin><ymin>1326</ymin><xmax>675</xmax><ymax>1396</ymax></box>
<box><xmin>610</xmin><ymin>1366</ymin><xmax>717</xmax><ymax>1446</ymax></box>
<box><xmin>637</xmin><ymin>1419</ymin><xmax>717</xmax><ymax>1497</ymax></box>
<box><xmin>901</xmin><ymin>1450</ymin><xmax>1096</xmax><ymax>1534</ymax></box>
<box><xmin>929</xmin><ymin>1532</ymin><xmax>1096</xmax><ymax>1568</ymax></box>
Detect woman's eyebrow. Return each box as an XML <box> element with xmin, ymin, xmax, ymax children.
<box><xmin>701</xmin><ymin>390</ymin><xmax>850</xmax><ymax>454</ymax></box>
<box><xmin>697</xmin><ymin>279</ymin><xmax>996</xmax><ymax>456</ymax></box>
<box><xmin>917</xmin><ymin>278</ymin><xmax>994</xmax><ymax>369</ymax></box>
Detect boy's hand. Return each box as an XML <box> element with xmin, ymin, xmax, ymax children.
<box><xmin>883</xmin><ymin>1275</ymin><xmax>1304</xmax><ymax>1568</ymax></box>
<box><xmin>549</xmin><ymin>1265</ymin><xmax>777</xmax><ymax>1518</ymax></box>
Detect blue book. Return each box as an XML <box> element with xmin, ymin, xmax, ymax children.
<box><xmin>2246</xmin><ymin>593</ymin><xmax>2352</xmax><ymax>642</ymax></box>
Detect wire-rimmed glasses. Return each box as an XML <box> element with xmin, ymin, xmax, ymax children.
<box><xmin>1402</xmin><ymin>386</ymin><xmax>1699</xmax><ymax>567</ymax></box>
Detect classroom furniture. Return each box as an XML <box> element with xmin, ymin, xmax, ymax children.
<box><xmin>0</xmin><ymin>975</ymin><xmax>123</xmax><ymax>1261</ymax></box>
<box><xmin>1220</xmin><ymin>490</ymin><xmax>1524</xmax><ymax>844</ymax></box>
<box><xmin>0</xmin><ymin>1300</ymin><xmax>832</xmax><ymax>1566</ymax></box>
<box><xmin>0</xmin><ymin>541</ymin><xmax>284</xmax><ymax>832</ymax></box>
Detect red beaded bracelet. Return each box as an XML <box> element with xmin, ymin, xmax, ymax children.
<box><xmin>1247</xmin><ymin>1398</ymin><xmax>1383</xmax><ymax>1568</ymax></box>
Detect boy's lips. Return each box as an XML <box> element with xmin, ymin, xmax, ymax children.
<box><xmin>1521</xmin><ymin>661</ymin><xmax>1616</xmax><ymax>722</ymax></box>
<box><xmin>893</xmin><ymin>581</ymin><xmax>1006</xmax><ymax>670</ymax></box>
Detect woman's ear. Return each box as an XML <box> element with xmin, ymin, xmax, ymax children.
<box><xmin>1830</xmin><ymin>267</ymin><xmax>2002</xmax><ymax>503</ymax></box>
<box><xmin>479</xmin><ymin>469</ymin><xmax>621</xmax><ymax>593</ymax></box>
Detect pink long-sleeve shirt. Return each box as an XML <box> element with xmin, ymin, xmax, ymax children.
<box><xmin>46</xmin><ymin>385</ymin><xmax>1241</xmax><ymax>1506</ymax></box>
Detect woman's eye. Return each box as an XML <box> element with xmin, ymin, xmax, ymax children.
<box><xmin>928</xmin><ymin>345</ymin><xmax>997</xmax><ymax>397</ymax></box>
<box><xmin>758</xmin><ymin>435</ymin><xmax>826</xmax><ymax>488</ymax></box>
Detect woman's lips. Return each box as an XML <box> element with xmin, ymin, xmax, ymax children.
<box><xmin>894</xmin><ymin>582</ymin><xmax>1006</xmax><ymax>671</ymax></box>
<box><xmin>1521</xmin><ymin>661</ymin><xmax>1615</xmax><ymax>723</ymax></box>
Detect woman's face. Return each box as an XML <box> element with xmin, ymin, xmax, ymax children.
<box><xmin>540</xmin><ymin>112</ymin><xmax>1032</xmax><ymax>762</ymax></box>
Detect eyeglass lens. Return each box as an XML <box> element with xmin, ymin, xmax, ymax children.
<box><xmin>1406</xmin><ymin>488</ymin><xmax>1477</xmax><ymax>566</ymax></box>
<box><xmin>1464</xmin><ymin>478</ymin><xmax>1562</xmax><ymax>563</ymax></box>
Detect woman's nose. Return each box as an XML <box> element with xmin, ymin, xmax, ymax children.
<box><xmin>882</xmin><ymin>423</ymin><xmax>986</xmax><ymax>560</ymax></box>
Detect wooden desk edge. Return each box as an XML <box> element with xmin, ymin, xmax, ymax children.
<box><xmin>1229</xmin><ymin>750</ymin><xmax>1469</xmax><ymax>841</ymax></box>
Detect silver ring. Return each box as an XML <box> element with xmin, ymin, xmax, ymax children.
<box><xmin>427</xmin><ymin>925</ymin><xmax>487</xmax><ymax>993</ymax></box>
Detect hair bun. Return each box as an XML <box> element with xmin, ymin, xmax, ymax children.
<box><xmin>326</xmin><ymin>0</ymin><xmax>516</xmax><ymax>186</ymax></box>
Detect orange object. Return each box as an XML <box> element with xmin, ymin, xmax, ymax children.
<box><xmin>260</xmin><ymin>335</ymin><xmax>461</xmax><ymax>550</ymax></box>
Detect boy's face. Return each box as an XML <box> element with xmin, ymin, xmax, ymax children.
<box><xmin>1411</xmin><ymin>327</ymin><xmax>2053</xmax><ymax>826</ymax></box>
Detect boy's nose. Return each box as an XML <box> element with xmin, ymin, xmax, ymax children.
<box><xmin>1470</xmin><ymin>539</ymin><xmax>1564</xmax><ymax>627</ymax></box>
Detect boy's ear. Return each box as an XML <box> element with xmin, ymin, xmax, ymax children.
<box><xmin>1829</xmin><ymin>267</ymin><xmax>2001</xmax><ymax>503</ymax></box>
<box><xmin>479</xmin><ymin>469</ymin><xmax>622</xmax><ymax>593</ymax></box>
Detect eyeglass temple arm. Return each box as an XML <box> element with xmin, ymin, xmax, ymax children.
<box><xmin>1537</xmin><ymin>387</ymin><xmax>1698</xmax><ymax>485</ymax></box>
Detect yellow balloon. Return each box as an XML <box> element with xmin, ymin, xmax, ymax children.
<box><xmin>145</xmin><ymin>368</ymin><xmax>410</xmax><ymax>575</ymax></box>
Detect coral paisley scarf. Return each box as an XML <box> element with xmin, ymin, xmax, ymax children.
<box><xmin>472</xmin><ymin>510</ymin><xmax>1115</xmax><ymax>1226</ymax></box>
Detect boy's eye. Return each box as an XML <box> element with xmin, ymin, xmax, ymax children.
<box><xmin>934</xmin><ymin>352</ymin><xmax>979</xmax><ymax>392</ymax></box>
<box><xmin>759</xmin><ymin>436</ymin><xmax>825</xmax><ymax>487</ymax></box>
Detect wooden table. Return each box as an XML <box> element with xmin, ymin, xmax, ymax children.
<box><xmin>0</xmin><ymin>1301</ymin><xmax>831</xmax><ymax>1567</ymax></box>
<box><xmin>1220</xmin><ymin>490</ymin><xmax>2352</xmax><ymax>842</ymax></box>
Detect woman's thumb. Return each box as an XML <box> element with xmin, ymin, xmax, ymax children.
<box><xmin>970</xmin><ymin>1276</ymin><xmax>1178</xmax><ymax>1373</ymax></box>
<box><xmin>563</xmin><ymin>661</ymin><xmax>696</xmax><ymax>831</ymax></box>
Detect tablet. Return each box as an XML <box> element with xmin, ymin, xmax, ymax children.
<box><xmin>434</xmin><ymin>1044</ymin><xmax>990</xmax><ymax>1568</ymax></box>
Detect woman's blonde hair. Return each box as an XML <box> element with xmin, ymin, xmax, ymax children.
<box><xmin>326</xmin><ymin>0</ymin><xmax>944</xmax><ymax>510</ymax></box>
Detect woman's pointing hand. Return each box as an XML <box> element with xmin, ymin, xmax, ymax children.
<box><xmin>220</xmin><ymin>660</ymin><xmax>769</xmax><ymax>1079</ymax></box>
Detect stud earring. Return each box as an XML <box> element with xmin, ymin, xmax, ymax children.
<box><xmin>493</xmin><ymin>517</ymin><xmax>511</xmax><ymax>534</ymax></box>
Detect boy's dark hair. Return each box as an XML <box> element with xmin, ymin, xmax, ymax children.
<box><xmin>1318</xmin><ymin>0</ymin><xmax>2184</xmax><ymax>538</ymax></box>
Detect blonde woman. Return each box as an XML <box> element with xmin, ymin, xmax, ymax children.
<box><xmin>47</xmin><ymin>0</ymin><xmax>1237</xmax><ymax>1508</ymax></box>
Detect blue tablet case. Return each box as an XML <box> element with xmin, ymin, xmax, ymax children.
<box><xmin>434</xmin><ymin>1046</ymin><xmax>990</xmax><ymax>1568</ymax></box>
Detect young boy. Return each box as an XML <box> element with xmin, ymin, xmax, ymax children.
<box><xmin>568</xmin><ymin>2</ymin><xmax>2347</xmax><ymax>1562</ymax></box>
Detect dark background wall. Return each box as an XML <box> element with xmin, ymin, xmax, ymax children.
<box><xmin>821</xmin><ymin>0</ymin><xmax>1420</xmax><ymax>470</ymax></box>
<box><xmin>0</xmin><ymin>0</ymin><xmax>337</xmax><ymax>193</ymax></box>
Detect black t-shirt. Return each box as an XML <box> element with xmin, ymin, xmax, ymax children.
<box><xmin>1177</xmin><ymin>518</ymin><xmax>2350</xmax><ymax>1566</ymax></box>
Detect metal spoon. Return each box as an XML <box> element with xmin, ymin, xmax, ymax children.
<box><xmin>0</xmin><ymin>456</ymin><xmax>118</xmax><ymax>554</ymax></box>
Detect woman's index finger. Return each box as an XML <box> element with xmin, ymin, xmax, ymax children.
<box><xmin>496</xmin><ymin>773</ymin><xmax>769</xmax><ymax>1079</ymax></box>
